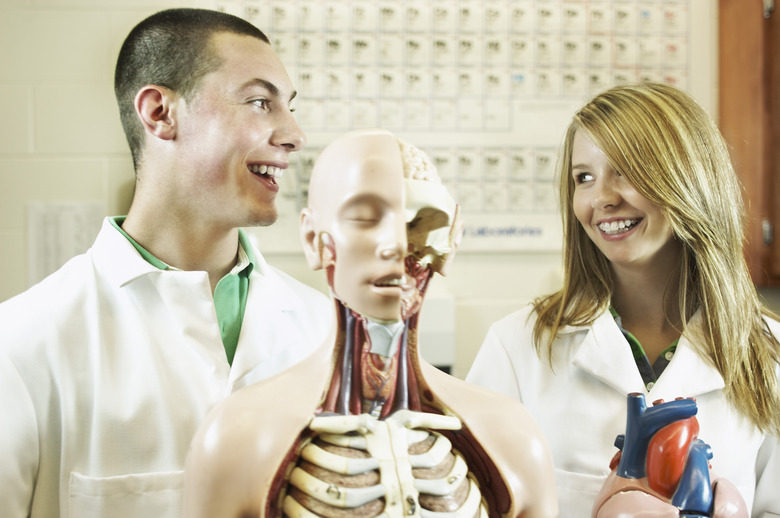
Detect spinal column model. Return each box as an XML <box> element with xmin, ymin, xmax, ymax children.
<box><xmin>182</xmin><ymin>129</ymin><xmax>558</xmax><ymax>518</ymax></box>
<box><xmin>592</xmin><ymin>393</ymin><xmax>748</xmax><ymax>518</ymax></box>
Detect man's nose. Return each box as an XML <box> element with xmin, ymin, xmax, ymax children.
<box><xmin>270</xmin><ymin>109</ymin><xmax>306</xmax><ymax>152</ymax></box>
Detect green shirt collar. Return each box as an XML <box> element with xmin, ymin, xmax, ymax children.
<box><xmin>609</xmin><ymin>305</ymin><xmax>679</xmax><ymax>389</ymax></box>
<box><xmin>110</xmin><ymin>216</ymin><xmax>255</xmax><ymax>277</ymax></box>
<box><xmin>608</xmin><ymin>305</ymin><xmax>679</xmax><ymax>355</ymax></box>
<box><xmin>235</xmin><ymin>228</ymin><xmax>255</xmax><ymax>278</ymax></box>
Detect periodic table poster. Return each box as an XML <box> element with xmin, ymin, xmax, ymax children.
<box><xmin>214</xmin><ymin>0</ymin><xmax>714</xmax><ymax>253</ymax></box>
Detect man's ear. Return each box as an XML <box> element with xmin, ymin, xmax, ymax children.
<box><xmin>134</xmin><ymin>85</ymin><xmax>177</xmax><ymax>141</ymax></box>
<box><xmin>300</xmin><ymin>208</ymin><xmax>323</xmax><ymax>270</ymax></box>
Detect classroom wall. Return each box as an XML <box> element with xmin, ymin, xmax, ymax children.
<box><xmin>7</xmin><ymin>1</ymin><xmax>776</xmax><ymax>380</ymax></box>
<box><xmin>0</xmin><ymin>0</ymin><xmax>209</xmax><ymax>297</ymax></box>
<box><xmin>0</xmin><ymin>0</ymin><xmax>566</xmax><ymax>378</ymax></box>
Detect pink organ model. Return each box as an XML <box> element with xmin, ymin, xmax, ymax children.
<box><xmin>593</xmin><ymin>393</ymin><xmax>748</xmax><ymax>518</ymax></box>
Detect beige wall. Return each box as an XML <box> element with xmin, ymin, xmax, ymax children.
<box><xmin>0</xmin><ymin>0</ymin><xmax>565</xmax><ymax>377</ymax></box>
<box><xmin>5</xmin><ymin>0</ymin><xmax>779</xmax><ymax>379</ymax></box>
<box><xmin>3</xmin><ymin>0</ymin><xmax>778</xmax><ymax>378</ymax></box>
<box><xmin>0</xmin><ymin>0</ymin><xmax>208</xmax><ymax>298</ymax></box>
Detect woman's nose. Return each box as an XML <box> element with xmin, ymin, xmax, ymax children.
<box><xmin>592</xmin><ymin>178</ymin><xmax>621</xmax><ymax>209</ymax></box>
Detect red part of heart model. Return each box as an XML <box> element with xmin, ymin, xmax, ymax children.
<box><xmin>646</xmin><ymin>416</ymin><xmax>700</xmax><ymax>499</ymax></box>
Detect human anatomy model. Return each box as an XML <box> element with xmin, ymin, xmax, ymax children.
<box><xmin>182</xmin><ymin>129</ymin><xmax>558</xmax><ymax>518</ymax></box>
<box><xmin>593</xmin><ymin>393</ymin><xmax>748</xmax><ymax>518</ymax></box>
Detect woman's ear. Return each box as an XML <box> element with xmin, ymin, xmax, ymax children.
<box><xmin>300</xmin><ymin>209</ymin><xmax>323</xmax><ymax>270</ymax></box>
<box><xmin>134</xmin><ymin>85</ymin><xmax>177</xmax><ymax>141</ymax></box>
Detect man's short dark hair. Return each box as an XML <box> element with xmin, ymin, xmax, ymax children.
<box><xmin>114</xmin><ymin>8</ymin><xmax>270</xmax><ymax>169</ymax></box>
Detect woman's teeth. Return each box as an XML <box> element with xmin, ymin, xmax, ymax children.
<box><xmin>598</xmin><ymin>219</ymin><xmax>637</xmax><ymax>234</ymax></box>
<box><xmin>249</xmin><ymin>164</ymin><xmax>284</xmax><ymax>179</ymax></box>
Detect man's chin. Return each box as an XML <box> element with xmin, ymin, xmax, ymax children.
<box><xmin>246</xmin><ymin>211</ymin><xmax>278</xmax><ymax>228</ymax></box>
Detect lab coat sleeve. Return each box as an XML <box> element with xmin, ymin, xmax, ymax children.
<box><xmin>753</xmin><ymin>432</ymin><xmax>780</xmax><ymax>518</ymax></box>
<box><xmin>465</xmin><ymin>324</ymin><xmax>523</xmax><ymax>402</ymax></box>
<box><xmin>0</xmin><ymin>353</ymin><xmax>39</xmax><ymax>518</ymax></box>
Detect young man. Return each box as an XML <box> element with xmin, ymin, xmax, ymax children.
<box><xmin>0</xmin><ymin>8</ymin><xmax>331</xmax><ymax>518</ymax></box>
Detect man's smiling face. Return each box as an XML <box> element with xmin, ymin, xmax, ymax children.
<box><xmin>172</xmin><ymin>32</ymin><xmax>306</xmax><ymax>230</ymax></box>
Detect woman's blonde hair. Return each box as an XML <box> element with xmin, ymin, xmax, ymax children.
<box><xmin>533</xmin><ymin>82</ymin><xmax>780</xmax><ymax>434</ymax></box>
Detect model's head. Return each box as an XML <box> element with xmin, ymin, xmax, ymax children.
<box><xmin>115</xmin><ymin>8</ymin><xmax>270</xmax><ymax>168</ymax></box>
<box><xmin>400</xmin><ymin>139</ymin><xmax>460</xmax><ymax>319</ymax></box>
<box><xmin>558</xmin><ymin>82</ymin><xmax>744</xmax><ymax>292</ymax></box>
<box><xmin>302</xmin><ymin>129</ymin><xmax>407</xmax><ymax>322</ymax></box>
<box><xmin>401</xmin><ymin>138</ymin><xmax>460</xmax><ymax>278</ymax></box>
<box><xmin>301</xmin><ymin>129</ymin><xmax>460</xmax><ymax>323</ymax></box>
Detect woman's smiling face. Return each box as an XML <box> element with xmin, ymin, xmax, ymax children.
<box><xmin>571</xmin><ymin>129</ymin><xmax>677</xmax><ymax>270</ymax></box>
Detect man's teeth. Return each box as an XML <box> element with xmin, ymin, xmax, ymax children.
<box><xmin>598</xmin><ymin>219</ymin><xmax>637</xmax><ymax>234</ymax></box>
<box><xmin>249</xmin><ymin>164</ymin><xmax>284</xmax><ymax>179</ymax></box>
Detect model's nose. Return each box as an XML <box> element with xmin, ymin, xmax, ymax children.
<box><xmin>377</xmin><ymin>217</ymin><xmax>407</xmax><ymax>261</ymax></box>
<box><xmin>378</xmin><ymin>242</ymin><xmax>404</xmax><ymax>260</ymax></box>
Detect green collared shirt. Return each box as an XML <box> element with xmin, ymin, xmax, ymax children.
<box><xmin>111</xmin><ymin>217</ymin><xmax>255</xmax><ymax>365</ymax></box>
<box><xmin>609</xmin><ymin>306</ymin><xmax>678</xmax><ymax>391</ymax></box>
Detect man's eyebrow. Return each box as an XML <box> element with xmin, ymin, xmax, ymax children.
<box><xmin>239</xmin><ymin>78</ymin><xmax>298</xmax><ymax>102</ymax></box>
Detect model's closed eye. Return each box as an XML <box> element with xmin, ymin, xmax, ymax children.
<box><xmin>340</xmin><ymin>200</ymin><xmax>384</xmax><ymax>224</ymax></box>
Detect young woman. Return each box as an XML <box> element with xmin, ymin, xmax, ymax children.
<box><xmin>467</xmin><ymin>82</ymin><xmax>780</xmax><ymax>517</ymax></box>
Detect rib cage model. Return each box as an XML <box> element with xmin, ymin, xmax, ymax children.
<box><xmin>277</xmin><ymin>301</ymin><xmax>488</xmax><ymax>518</ymax></box>
<box><xmin>283</xmin><ymin>414</ymin><xmax>486</xmax><ymax>517</ymax></box>
<box><xmin>182</xmin><ymin>129</ymin><xmax>558</xmax><ymax>518</ymax></box>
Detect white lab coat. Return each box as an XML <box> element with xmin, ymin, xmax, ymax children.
<box><xmin>0</xmin><ymin>218</ymin><xmax>333</xmax><ymax>518</ymax></box>
<box><xmin>466</xmin><ymin>305</ymin><xmax>780</xmax><ymax>518</ymax></box>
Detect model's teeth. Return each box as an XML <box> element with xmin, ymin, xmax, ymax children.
<box><xmin>599</xmin><ymin>219</ymin><xmax>637</xmax><ymax>234</ymax></box>
<box><xmin>376</xmin><ymin>278</ymin><xmax>402</xmax><ymax>287</ymax></box>
<box><xmin>249</xmin><ymin>165</ymin><xmax>285</xmax><ymax>179</ymax></box>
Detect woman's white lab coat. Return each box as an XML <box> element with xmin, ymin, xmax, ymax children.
<box><xmin>466</xmin><ymin>305</ymin><xmax>780</xmax><ymax>518</ymax></box>
<box><xmin>0</xmin><ymin>218</ymin><xmax>333</xmax><ymax>518</ymax></box>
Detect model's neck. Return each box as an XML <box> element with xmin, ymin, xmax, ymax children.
<box><xmin>323</xmin><ymin>303</ymin><xmax>423</xmax><ymax>419</ymax></box>
<box><xmin>365</xmin><ymin>319</ymin><xmax>405</xmax><ymax>357</ymax></box>
<box><xmin>361</xmin><ymin>319</ymin><xmax>405</xmax><ymax>416</ymax></box>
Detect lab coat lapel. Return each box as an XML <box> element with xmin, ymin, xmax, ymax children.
<box><xmin>571</xmin><ymin>311</ymin><xmax>646</xmax><ymax>396</ymax></box>
<box><xmin>95</xmin><ymin>218</ymin><xmax>231</xmax><ymax>382</ymax></box>
<box><xmin>648</xmin><ymin>311</ymin><xmax>725</xmax><ymax>401</ymax></box>
<box><xmin>142</xmin><ymin>271</ymin><xmax>228</xmax><ymax>373</ymax></box>
<box><xmin>227</xmin><ymin>259</ymin><xmax>316</xmax><ymax>393</ymax></box>
<box><xmin>92</xmin><ymin>218</ymin><xmax>158</xmax><ymax>287</ymax></box>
